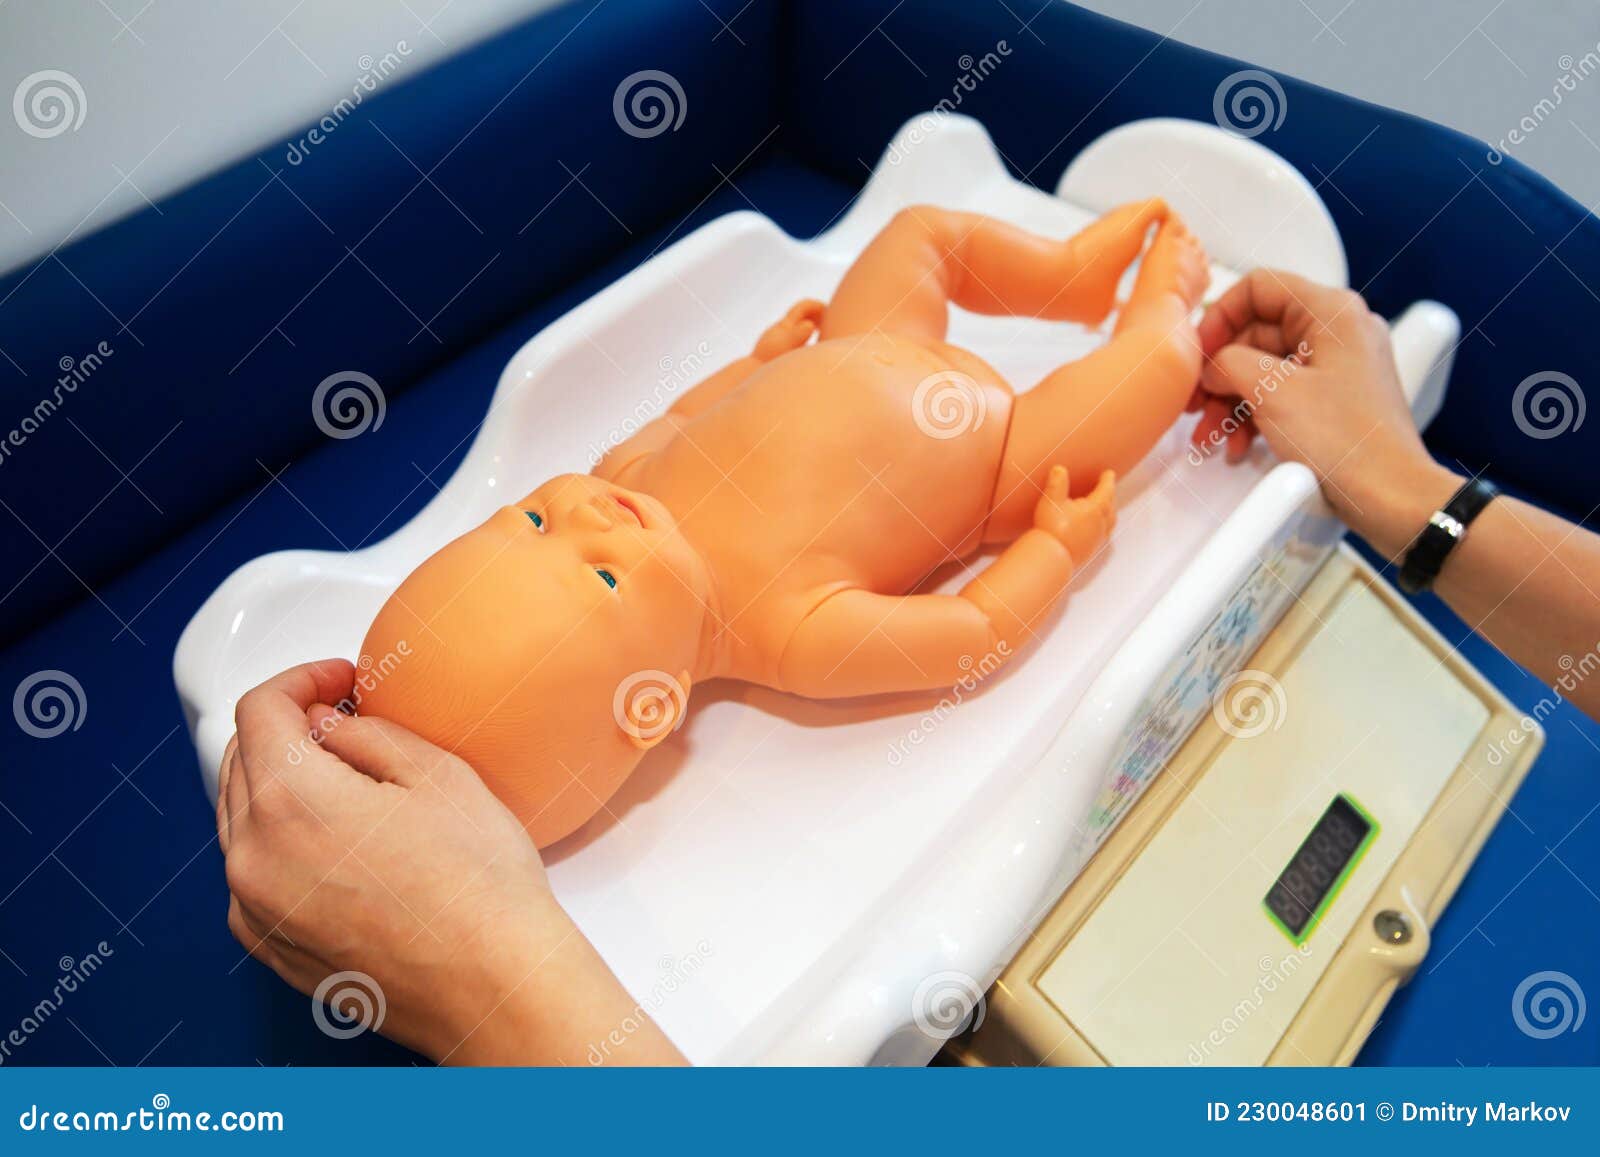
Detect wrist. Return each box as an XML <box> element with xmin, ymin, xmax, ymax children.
<box><xmin>434</xmin><ymin>894</ymin><xmax>685</xmax><ymax>1066</ymax></box>
<box><xmin>429</xmin><ymin>892</ymin><xmax>582</xmax><ymax>1065</ymax></box>
<box><xmin>1341</xmin><ymin>452</ymin><xmax>1463</xmax><ymax>563</ymax></box>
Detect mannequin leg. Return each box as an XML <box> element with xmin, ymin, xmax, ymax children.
<box><xmin>818</xmin><ymin>200</ymin><xmax>1168</xmax><ymax>342</ymax></box>
<box><xmin>985</xmin><ymin>216</ymin><xmax>1210</xmax><ymax>541</ymax></box>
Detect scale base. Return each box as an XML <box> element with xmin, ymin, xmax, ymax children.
<box><xmin>943</xmin><ymin>544</ymin><xmax>1543</xmax><ymax>1067</ymax></box>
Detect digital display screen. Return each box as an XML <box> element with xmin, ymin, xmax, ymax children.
<box><xmin>1264</xmin><ymin>795</ymin><xmax>1375</xmax><ymax>941</ymax></box>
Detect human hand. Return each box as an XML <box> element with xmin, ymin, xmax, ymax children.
<box><xmin>218</xmin><ymin>660</ymin><xmax>681</xmax><ymax>1065</ymax></box>
<box><xmin>1033</xmin><ymin>465</ymin><xmax>1116</xmax><ymax>563</ymax></box>
<box><xmin>1189</xmin><ymin>268</ymin><xmax>1447</xmax><ymax>531</ymax></box>
<box><xmin>754</xmin><ymin>298</ymin><xmax>826</xmax><ymax>360</ymax></box>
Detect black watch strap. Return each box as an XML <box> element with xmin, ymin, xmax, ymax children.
<box><xmin>1397</xmin><ymin>476</ymin><xmax>1499</xmax><ymax>594</ymax></box>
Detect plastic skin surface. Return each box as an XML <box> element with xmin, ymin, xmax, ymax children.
<box><xmin>358</xmin><ymin>200</ymin><xmax>1209</xmax><ymax>846</ymax></box>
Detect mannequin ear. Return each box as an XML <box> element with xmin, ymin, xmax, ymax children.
<box><xmin>613</xmin><ymin>669</ymin><xmax>693</xmax><ymax>751</ymax></box>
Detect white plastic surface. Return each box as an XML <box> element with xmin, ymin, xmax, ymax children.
<box><xmin>174</xmin><ymin>113</ymin><xmax>1456</xmax><ymax>1065</ymax></box>
<box><xmin>1058</xmin><ymin>117</ymin><xmax>1348</xmax><ymax>286</ymax></box>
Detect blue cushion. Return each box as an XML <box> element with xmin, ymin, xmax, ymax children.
<box><xmin>0</xmin><ymin>0</ymin><xmax>783</xmax><ymax>645</ymax></box>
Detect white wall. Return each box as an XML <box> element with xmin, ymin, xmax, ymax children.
<box><xmin>1074</xmin><ymin>0</ymin><xmax>1600</xmax><ymax>208</ymax></box>
<box><xmin>5</xmin><ymin>0</ymin><xmax>1596</xmax><ymax>279</ymax></box>
<box><xmin>0</xmin><ymin>0</ymin><xmax>559</xmax><ymax>275</ymax></box>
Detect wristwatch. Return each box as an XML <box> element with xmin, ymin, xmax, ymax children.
<box><xmin>1397</xmin><ymin>476</ymin><xmax>1499</xmax><ymax>594</ymax></box>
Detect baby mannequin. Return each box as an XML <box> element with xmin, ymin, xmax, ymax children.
<box><xmin>358</xmin><ymin>199</ymin><xmax>1208</xmax><ymax>846</ymax></box>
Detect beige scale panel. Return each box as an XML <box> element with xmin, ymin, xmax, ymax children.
<box><xmin>948</xmin><ymin>545</ymin><xmax>1543</xmax><ymax>1067</ymax></box>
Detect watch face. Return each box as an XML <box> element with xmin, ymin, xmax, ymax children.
<box><xmin>1400</xmin><ymin>477</ymin><xmax>1499</xmax><ymax>595</ymax></box>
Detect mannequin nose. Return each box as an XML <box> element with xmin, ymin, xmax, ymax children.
<box><xmin>569</xmin><ymin>501</ymin><xmax>613</xmax><ymax>531</ymax></box>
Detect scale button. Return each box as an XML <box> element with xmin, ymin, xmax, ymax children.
<box><xmin>1373</xmin><ymin>909</ymin><xmax>1412</xmax><ymax>944</ymax></box>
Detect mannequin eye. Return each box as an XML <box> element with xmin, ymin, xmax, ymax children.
<box><xmin>595</xmin><ymin>568</ymin><xmax>617</xmax><ymax>589</ymax></box>
<box><xmin>526</xmin><ymin>511</ymin><xmax>544</xmax><ymax>530</ymax></box>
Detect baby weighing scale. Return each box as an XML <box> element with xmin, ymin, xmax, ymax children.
<box><xmin>177</xmin><ymin>113</ymin><xmax>1503</xmax><ymax>1064</ymax></box>
<box><xmin>942</xmin><ymin>544</ymin><xmax>1542</xmax><ymax>1066</ymax></box>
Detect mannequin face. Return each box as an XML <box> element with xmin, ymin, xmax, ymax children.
<box><xmin>357</xmin><ymin>474</ymin><xmax>712</xmax><ymax>846</ymax></box>
<box><xmin>511</xmin><ymin>473</ymin><xmax>706</xmax><ymax>615</ymax></box>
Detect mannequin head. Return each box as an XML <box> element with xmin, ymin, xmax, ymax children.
<box><xmin>357</xmin><ymin>474</ymin><xmax>712</xmax><ymax>846</ymax></box>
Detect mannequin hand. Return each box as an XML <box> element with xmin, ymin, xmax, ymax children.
<box><xmin>1190</xmin><ymin>268</ymin><xmax>1437</xmax><ymax>526</ymax></box>
<box><xmin>219</xmin><ymin>661</ymin><xmax>591</xmax><ymax>1064</ymax></box>
<box><xmin>1032</xmin><ymin>465</ymin><xmax>1116</xmax><ymax>563</ymax></box>
<box><xmin>754</xmin><ymin>299</ymin><xmax>825</xmax><ymax>360</ymax></box>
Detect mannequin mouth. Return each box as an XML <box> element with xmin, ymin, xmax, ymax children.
<box><xmin>610</xmin><ymin>493</ymin><xmax>648</xmax><ymax>530</ymax></box>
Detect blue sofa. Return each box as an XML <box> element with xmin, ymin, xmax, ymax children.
<box><xmin>0</xmin><ymin>0</ymin><xmax>1594</xmax><ymax>1065</ymax></box>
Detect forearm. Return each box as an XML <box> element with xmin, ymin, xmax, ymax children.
<box><xmin>959</xmin><ymin>528</ymin><xmax>1075</xmax><ymax>651</ymax></box>
<box><xmin>438</xmin><ymin>898</ymin><xmax>686</xmax><ymax>1067</ymax></box>
<box><xmin>1347</xmin><ymin>456</ymin><xmax>1600</xmax><ymax>721</ymax></box>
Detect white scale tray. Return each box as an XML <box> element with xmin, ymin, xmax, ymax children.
<box><xmin>175</xmin><ymin>114</ymin><xmax>1459</xmax><ymax>1064</ymax></box>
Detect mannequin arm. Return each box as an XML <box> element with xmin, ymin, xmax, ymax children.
<box><xmin>668</xmin><ymin>299</ymin><xmax>825</xmax><ymax>419</ymax></box>
<box><xmin>780</xmin><ymin>593</ymin><xmax>982</xmax><ymax>699</ymax></box>
<box><xmin>777</xmin><ymin>533</ymin><xmax>1069</xmax><ymax>697</ymax></box>
<box><xmin>778</xmin><ymin>470</ymin><xmax>1115</xmax><ymax>697</ymax></box>
<box><xmin>594</xmin><ymin>300</ymin><xmax>825</xmax><ymax>479</ymax></box>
